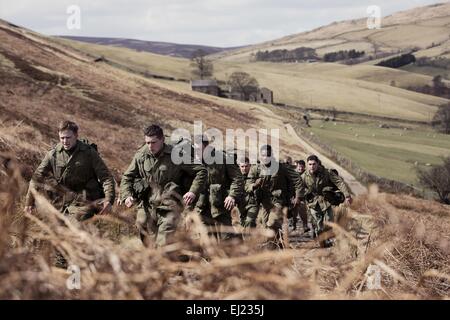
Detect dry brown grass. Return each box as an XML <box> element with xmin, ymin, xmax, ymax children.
<box><xmin>1</xmin><ymin>154</ymin><xmax>449</xmax><ymax>300</ymax></box>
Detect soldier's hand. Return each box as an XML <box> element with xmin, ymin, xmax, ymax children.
<box><xmin>124</xmin><ymin>196</ymin><xmax>135</xmax><ymax>208</ymax></box>
<box><xmin>183</xmin><ymin>192</ymin><xmax>196</xmax><ymax>206</ymax></box>
<box><xmin>292</xmin><ymin>197</ymin><xmax>301</xmax><ymax>207</ymax></box>
<box><xmin>345</xmin><ymin>196</ymin><xmax>353</xmax><ymax>205</ymax></box>
<box><xmin>224</xmin><ymin>196</ymin><xmax>235</xmax><ymax>211</ymax></box>
<box><xmin>253</xmin><ymin>178</ymin><xmax>263</xmax><ymax>190</ymax></box>
<box><xmin>24</xmin><ymin>206</ymin><xmax>35</xmax><ymax>215</ymax></box>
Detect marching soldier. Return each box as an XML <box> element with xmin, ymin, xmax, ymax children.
<box><xmin>302</xmin><ymin>155</ymin><xmax>352</xmax><ymax>247</ymax></box>
<box><xmin>246</xmin><ymin>145</ymin><xmax>305</xmax><ymax>248</ymax></box>
<box><xmin>119</xmin><ymin>125</ymin><xmax>207</xmax><ymax>247</ymax></box>
<box><xmin>194</xmin><ymin>135</ymin><xmax>244</xmax><ymax>240</ymax></box>
<box><xmin>291</xmin><ymin>159</ymin><xmax>310</xmax><ymax>233</ymax></box>
<box><xmin>25</xmin><ymin>120</ymin><xmax>115</xmax><ymax>221</ymax></box>
<box><xmin>236</xmin><ymin>156</ymin><xmax>259</xmax><ymax>228</ymax></box>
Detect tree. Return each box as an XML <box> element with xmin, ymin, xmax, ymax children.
<box><xmin>228</xmin><ymin>72</ymin><xmax>259</xmax><ymax>101</ymax></box>
<box><xmin>190</xmin><ymin>49</ymin><xmax>213</xmax><ymax>79</ymax></box>
<box><xmin>417</xmin><ymin>157</ymin><xmax>450</xmax><ymax>204</ymax></box>
<box><xmin>432</xmin><ymin>103</ymin><xmax>450</xmax><ymax>134</ymax></box>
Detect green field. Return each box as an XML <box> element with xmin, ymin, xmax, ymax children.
<box><xmin>307</xmin><ymin>120</ymin><xmax>450</xmax><ymax>185</ymax></box>
<box><xmin>400</xmin><ymin>64</ymin><xmax>450</xmax><ymax>80</ymax></box>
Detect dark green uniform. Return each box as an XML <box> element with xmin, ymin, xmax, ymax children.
<box><xmin>302</xmin><ymin>165</ymin><xmax>351</xmax><ymax>240</ymax></box>
<box><xmin>25</xmin><ymin>140</ymin><xmax>115</xmax><ymax>221</ymax></box>
<box><xmin>291</xmin><ymin>171</ymin><xmax>309</xmax><ymax>231</ymax></box>
<box><xmin>120</xmin><ymin>143</ymin><xmax>207</xmax><ymax>247</ymax></box>
<box><xmin>237</xmin><ymin>170</ymin><xmax>259</xmax><ymax>228</ymax></box>
<box><xmin>195</xmin><ymin>149</ymin><xmax>244</xmax><ymax>238</ymax></box>
<box><xmin>246</xmin><ymin>161</ymin><xmax>305</xmax><ymax>246</ymax></box>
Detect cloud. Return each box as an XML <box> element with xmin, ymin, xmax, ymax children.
<box><xmin>0</xmin><ymin>0</ymin><xmax>445</xmax><ymax>47</ymax></box>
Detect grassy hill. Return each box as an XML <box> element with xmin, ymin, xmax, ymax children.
<box><xmin>51</xmin><ymin>2</ymin><xmax>450</xmax><ymax>123</ymax></box>
<box><xmin>211</xmin><ymin>2</ymin><xmax>450</xmax><ymax>62</ymax></box>
<box><xmin>56</xmin><ymin>35</ymin><xmax>448</xmax><ymax>122</ymax></box>
<box><xmin>58</xmin><ymin>36</ymin><xmax>238</xmax><ymax>59</ymax></box>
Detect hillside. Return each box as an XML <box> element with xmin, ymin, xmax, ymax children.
<box><xmin>1</xmin><ymin>19</ymin><xmax>333</xmax><ymax>187</ymax></box>
<box><xmin>50</xmin><ymin>3</ymin><xmax>450</xmax><ymax>122</ymax></box>
<box><xmin>58</xmin><ymin>36</ymin><xmax>240</xmax><ymax>59</ymax></box>
<box><xmin>57</xmin><ymin>35</ymin><xmax>448</xmax><ymax>122</ymax></box>
<box><xmin>211</xmin><ymin>2</ymin><xmax>450</xmax><ymax>62</ymax></box>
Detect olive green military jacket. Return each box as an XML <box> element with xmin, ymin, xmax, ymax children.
<box><xmin>196</xmin><ymin>149</ymin><xmax>244</xmax><ymax>217</ymax></box>
<box><xmin>25</xmin><ymin>140</ymin><xmax>115</xmax><ymax>206</ymax></box>
<box><xmin>302</xmin><ymin>166</ymin><xmax>351</xmax><ymax>211</ymax></box>
<box><xmin>241</xmin><ymin>172</ymin><xmax>257</xmax><ymax>207</ymax></box>
<box><xmin>120</xmin><ymin>143</ymin><xmax>207</xmax><ymax>207</ymax></box>
<box><xmin>245</xmin><ymin>161</ymin><xmax>305</xmax><ymax>207</ymax></box>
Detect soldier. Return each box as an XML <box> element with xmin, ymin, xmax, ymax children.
<box><xmin>24</xmin><ymin>120</ymin><xmax>115</xmax><ymax>221</ymax></box>
<box><xmin>246</xmin><ymin>145</ymin><xmax>305</xmax><ymax>248</ymax></box>
<box><xmin>284</xmin><ymin>156</ymin><xmax>293</xmax><ymax>166</ymax></box>
<box><xmin>119</xmin><ymin>125</ymin><xmax>207</xmax><ymax>247</ymax></box>
<box><xmin>291</xmin><ymin>160</ymin><xmax>310</xmax><ymax>233</ymax></box>
<box><xmin>302</xmin><ymin>155</ymin><xmax>352</xmax><ymax>247</ymax></box>
<box><xmin>236</xmin><ymin>156</ymin><xmax>259</xmax><ymax>228</ymax></box>
<box><xmin>295</xmin><ymin>159</ymin><xmax>306</xmax><ymax>173</ymax></box>
<box><xmin>194</xmin><ymin>135</ymin><xmax>244</xmax><ymax>240</ymax></box>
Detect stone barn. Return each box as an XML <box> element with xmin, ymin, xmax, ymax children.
<box><xmin>258</xmin><ymin>87</ymin><xmax>273</xmax><ymax>104</ymax></box>
<box><xmin>191</xmin><ymin>79</ymin><xmax>219</xmax><ymax>96</ymax></box>
<box><xmin>248</xmin><ymin>87</ymin><xmax>274</xmax><ymax>104</ymax></box>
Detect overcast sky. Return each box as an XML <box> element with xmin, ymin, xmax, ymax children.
<box><xmin>0</xmin><ymin>0</ymin><xmax>447</xmax><ymax>47</ymax></box>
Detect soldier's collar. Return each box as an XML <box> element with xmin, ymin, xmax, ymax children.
<box><xmin>148</xmin><ymin>144</ymin><xmax>172</xmax><ymax>158</ymax></box>
<box><xmin>312</xmin><ymin>166</ymin><xmax>325</xmax><ymax>176</ymax></box>
<box><xmin>55</xmin><ymin>140</ymin><xmax>80</xmax><ymax>153</ymax></box>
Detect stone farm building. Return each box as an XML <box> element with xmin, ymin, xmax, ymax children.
<box><xmin>191</xmin><ymin>79</ymin><xmax>219</xmax><ymax>96</ymax></box>
<box><xmin>254</xmin><ymin>87</ymin><xmax>273</xmax><ymax>104</ymax></box>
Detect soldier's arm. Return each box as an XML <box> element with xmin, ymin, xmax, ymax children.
<box><xmin>181</xmin><ymin>163</ymin><xmax>207</xmax><ymax>196</ymax></box>
<box><xmin>245</xmin><ymin>165</ymin><xmax>258</xmax><ymax>193</ymax></box>
<box><xmin>284</xmin><ymin>163</ymin><xmax>306</xmax><ymax>199</ymax></box>
<box><xmin>329</xmin><ymin>170</ymin><xmax>351</xmax><ymax>198</ymax></box>
<box><xmin>226</xmin><ymin>163</ymin><xmax>244</xmax><ymax>199</ymax></box>
<box><xmin>25</xmin><ymin>151</ymin><xmax>53</xmax><ymax>206</ymax></box>
<box><xmin>120</xmin><ymin>154</ymin><xmax>140</xmax><ymax>201</ymax></box>
<box><xmin>91</xmin><ymin>149</ymin><xmax>116</xmax><ymax>204</ymax></box>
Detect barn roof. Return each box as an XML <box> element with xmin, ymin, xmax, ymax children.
<box><xmin>191</xmin><ymin>79</ymin><xmax>218</xmax><ymax>87</ymax></box>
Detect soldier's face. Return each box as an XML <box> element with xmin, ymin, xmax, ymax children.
<box><xmin>145</xmin><ymin>135</ymin><xmax>164</xmax><ymax>155</ymax></box>
<box><xmin>260</xmin><ymin>150</ymin><xmax>271</xmax><ymax>165</ymax></box>
<box><xmin>59</xmin><ymin>130</ymin><xmax>78</xmax><ymax>150</ymax></box>
<box><xmin>308</xmin><ymin>160</ymin><xmax>319</xmax><ymax>174</ymax></box>
<box><xmin>239</xmin><ymin>162</ymin><xmax>250</xmax><ymax>175</ymax></box>
<box><xmin>297</xmin><ymin>163</ymin><xmax>305</xmax><ymax>173</ymax></box>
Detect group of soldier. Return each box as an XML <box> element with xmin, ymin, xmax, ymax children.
<box><xmin>25</xmin><ymin>120</ymin><xmax>353</xmax><ymax>254</ymax></box>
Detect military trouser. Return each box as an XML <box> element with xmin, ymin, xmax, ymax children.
<box><xmin>136</xmin><ymin>204</ymin><xmax>180</xmax><ymax>247</ymax></box>
<box><xmin>63</xmin><ymin>203</ymin><xmax>99</xmax><ymax>222</ymax></box>
<box><xmin>200</xmin><ymin>211</ymin><xmax>234</xmax><ymax>240</ymax></box>
<box><xmin>259</xmin><ymin>202</ymin><xmax>284</xmax><ymax>248</ymax></box>
<box><xmin>196</xmin><ymin>191</ymin><xmax>235</xmax><ymax>240</ymax></box>
<box><xmin>309</xmin><ymin>205</ymin><xmax>334</xmax><ymax>246</ymax></box>
<box><xmin>51</xmin><ymin>190</ymin><xmax>102</xmax><ymax>222</ymax></box>
<box><xmin>237</xmin><ymin>202</ymin><xmax>259</xmax><ymax>228</ymax></box>
<box><xmin>291</xmin><ymin>202</ymin><xmax>308</xmax><ymax>230</ymax></box>
<box><xmin>54</xmin><ymin>199</ymin><xmax>102</xmax><ymax>268</ymax></box>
